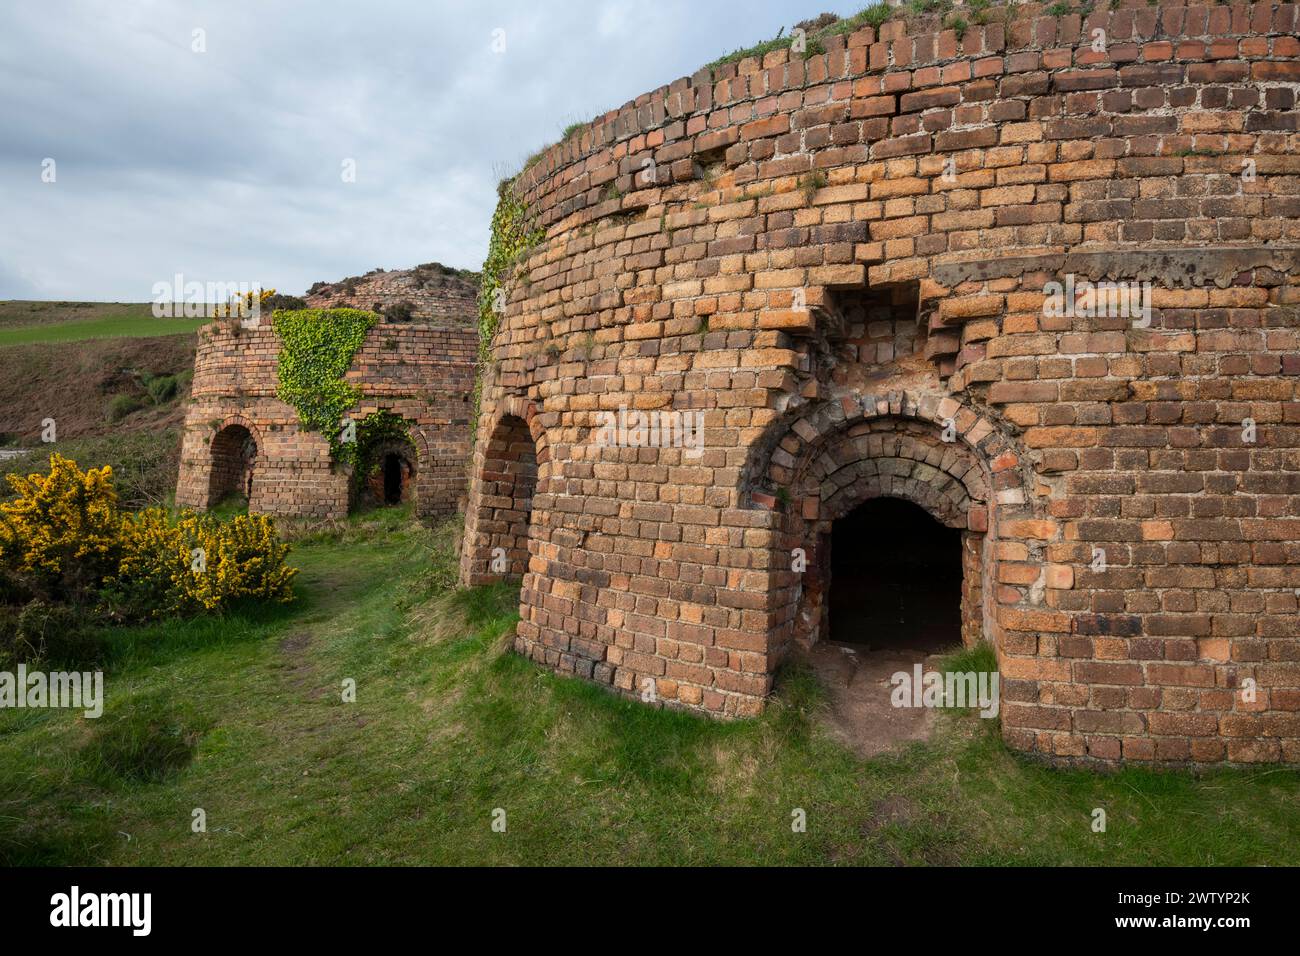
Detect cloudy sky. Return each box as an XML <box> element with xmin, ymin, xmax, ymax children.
<box><xmin>0</xmin><ymin>0</ymin><xmax>861</xmax><ymax>301</ymax></box>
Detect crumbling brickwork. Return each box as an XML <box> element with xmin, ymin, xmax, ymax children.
<box><xmin>461</xmin><ymin>1</ymin><xmax>1300</xmax><ymax>765</ymax></box>
<box><xmin>176</xmin><ymin>312</ymin><xmax>477</xmax><ymax>520</ymax></box>
<box><xmin>305</xmin><ymin>264</ymin><xmax>478</xmax><ymax>323</ymax></box>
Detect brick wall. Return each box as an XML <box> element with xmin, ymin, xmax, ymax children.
<box><xmin>176</xmin><ymin>314</ymin><xmax>477</xmax><ymax>520</ymax></box>
<box><xmin>460</xmin><ymin>1</ymin><xmax>1300</xmax><ymax>764</ymax></box>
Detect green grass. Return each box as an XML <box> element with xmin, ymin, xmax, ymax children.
<box><xmin>2</xmin><ymin>510</ymin><xmax>1298</xmax><ymax>866</ymax></box>
<box><xmin>0</xmin><ymin>302</ymin><xmax>207</xmax><ymax>347</ymax></box>
<box><xmin>705</xmin><ymin>5</ymin><xmax>908</xmax><ymax>71</ymax></box>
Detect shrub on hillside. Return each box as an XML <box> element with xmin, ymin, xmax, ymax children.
<box><xmin>262</xmin><ymin>293</ymin><xmax>305</xmax><ymax>313</ymax></box>
<box><xmin>106</xmin><ymin>394</ymin><xmax>144</xmax><ymax>422</ymax></box>
<box><xmin>1</xmin><ymin>430</ymin><xmax>182</xmax><ymax>510</ymax></box>
<box><xmin>144</xmin><ymin>373</ymin><xmax>178</xmax><ymax>404</ymax></box>
<box><xmin>0</xmin><ymin>454</ymin><xmax>296</xmax><ymax>624</ymax></box>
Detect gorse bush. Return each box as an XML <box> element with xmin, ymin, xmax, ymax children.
<box><xmin>0</xmin><ymin>455</ymin><xmax>296</xmax><ymax>633</ymax></box>
<box><xmin>110</xmin><ymin>509</ymin><xmax>295</xmax><ymax>618</ymax></box>
<box><xmin>0</xmin><ymin>455</ymin><xmax>122</xmax><ymax>603</ymax></box>
<box><xmin>0</xmin><ymin>429</ymin><xmax>182</xmax><ymax>511</ymax></box>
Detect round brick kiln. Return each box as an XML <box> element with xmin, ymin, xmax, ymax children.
<box><xmin>462</xmin><ymin>1</ymin><xmax>1300</xmax><ymax>764</ymax></box>
<box><xmin>176</xmin><ymin>310</ymin><xmax>477</xmax><ymax>521</ymax></box>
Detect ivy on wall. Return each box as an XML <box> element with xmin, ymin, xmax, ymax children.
<box><xmin>273</xmin><ymin>308</ymin><xmax>380</xmax><ymax>464</ymax></box>
<box><xmin>476</xmin><ymin>180</ymin><xmax>544</xmax><ymax>399</ymax></box>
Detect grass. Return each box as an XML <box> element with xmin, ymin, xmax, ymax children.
<box><xmin>705</xmin><ymin>4</ymin><xmax>904</xmax><ymax>71</ymax></box>
<box><xmin>2</xmin><ymin>508</ymin><xmax>1298</xmax><ymax>866</ymax></box>
<box><xmin>0</xmin><ymin>302</ymin><xmax>207</xmax><ymax>347</ymax></box>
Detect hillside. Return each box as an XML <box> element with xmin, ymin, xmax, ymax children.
<box><xmin>0</xmin><ymin>301</ymin><xmax>207</xmax><ymax>346</ymax></box>
<box><xmin>0</xmin><ymin>331</ymin><xmax>197</xmax><ymax>507</ymax></box>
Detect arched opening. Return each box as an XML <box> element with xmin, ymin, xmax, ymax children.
<box><xmin>828</xmin><ymin>497</ymin><xmax>962</xmax><ymax>653</ymax></box>
<box><xmin>747</xmin><ymin>403</ymin><xmax>1004</xmax><ymax>753</ymax></box>
<box><xmin>352</xmin><ymin>441</ymin><xmax>416</xmax><ymax>511</ymax></box>
<box><xmin>208</xmin><ymin>424</ymin><xmax>256</xmax><ymax>507</ymax></box>
<box><xmin>349</xmin><ymin>413</ymin><xmax>419</xmax><ymax>513</ymax></box>
<box><xmin>760</xmin><ymin>414</ymin><xmax>990</xmax><ymax>656</ymax></box>
<box><xmin>466</xmin><ymin>413</ymin><xmax>538</xmax><ymax>582</ymax></box>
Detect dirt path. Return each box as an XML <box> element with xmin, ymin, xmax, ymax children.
<box><xmin>802</xmin><ymin>641</ymin><xmax>943</xmax><ymax>759</ymax></box>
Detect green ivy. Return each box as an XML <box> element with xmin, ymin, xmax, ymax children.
<box><xmin>273</xmin><ymin>308</ymin><xmax>380</xmax><ymax>464</ymax></box>
<box><xmin>478</xmin><ymin>180</ymin><xmax>544</xmax><ymax>373</ymax></box>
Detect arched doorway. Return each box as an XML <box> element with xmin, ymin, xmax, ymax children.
<box><xmin>352</xmin><ymin>441</ymin><xmax>416</xmax><ymax>510</ymax></box>
<box><xmin>465</xmin><ymin>413</ymin><xmax>538</xmax><ymax>582</ymax></box>
<box><xmin>745</xmin><ymin>400</ymin><xmax>1004</xmax><ymax>751</ymax></box>
<box><xmin>349</xmin><ymin>412</ymin><xmax>419</xmax><ymax>513</ymax></box>
<box><xmin>828</xmin><ymin>497</ymin><xmax>963</xmax><ymax>652</ymax></box>
<box><xmin>749</xmin><ymin>405</ymin><xmax>997</xmax><ymax>660</ymax></box>
<box><xmin>208</xmin><ymin>424</ymin><xmax>257</xmax><ymax>506</ymax></box>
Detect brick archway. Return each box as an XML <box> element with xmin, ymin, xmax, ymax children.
<box><xmin>462</xmin><ymin>401</ymin><xmax>545</xmax><ymax>585</ymax></box>
<box><xmin>747</xmin><ymin>390</ymin><xmax>1012</xmax><ymax>664</ymax></box>
<box><xmin>345</xmin><ymin>407</ymin><xmax>436</xmax><ymax>516</ymax></box>
<box><xmin>205</xmin><ymin>415</ymin><xmax>264</xmax><ymax>510</ymax></box>
<box><xmin>352</xmin><ymin>437</ymin><xmax>419</xmax><ymax>509</ymax></box>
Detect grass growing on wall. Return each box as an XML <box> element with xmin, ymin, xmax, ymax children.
<box><xmin>706</xmin><ymin>4</ymin><xmax>900</xmax><ymax>70</ymax></box>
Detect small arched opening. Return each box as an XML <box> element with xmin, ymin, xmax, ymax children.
<box><xmin>208</xmin><ymin>424</ymin><xmax>257</xmax><ymax>507</ymax></box>
<box><xmin>776</xmin><ymin>416</ymin><xmax>990</xmax><ymax>655</ymax></box>
<box><xmin>349</xmin><ymin>412</ymin><xmax>419</xmax><ymax>513</ymax></box>
<box><xmin>465</xmin><ymin>413</ymin><xmax>538</xmax><ymax>584</ymax></box>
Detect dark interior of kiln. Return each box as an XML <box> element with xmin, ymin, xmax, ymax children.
<box><xmin>829</xmin><ymin>497</ymin><xmax>962</xmax><ymax>652</ymax></box>
<box><xmin>383</xmin><ymin>453</ymin><xmax>405</xmax><ymax>504</ymax></box>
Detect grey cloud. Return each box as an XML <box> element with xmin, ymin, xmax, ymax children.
<box><xmin>0</xmin><ymin>0</ymin><xmax>851</xmax><ymax>300</ymax></box>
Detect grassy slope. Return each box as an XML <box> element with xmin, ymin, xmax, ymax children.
<box><xmin>0</xmin><ymin>325</ymin><xmax>197</xmax><ymax>507</ymax></box>
<box><xmin>3</xmin><ymin>508</ymin><xmax>1297</xmax><ymax>866</ymax></box>
<box><xmin>0</xmin><ymin>302</ymin><xmax>206</xmax><ymax>346</ymax></box>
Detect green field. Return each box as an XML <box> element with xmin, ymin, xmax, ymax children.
<box><xmin>3</xmin><ymin>506</ymin><xmax>1298</xmax><ymax>867</ymax></box>
<box><xmin>0</xmin><ymin>302</ymin><xmax>207</xmax><ymax>346</ymax></box>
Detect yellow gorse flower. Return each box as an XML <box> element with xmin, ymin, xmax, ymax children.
<box><xmin>1</xmin><ymin>454</ymin><xmax>295</xmax><ymax>616</ymax></box>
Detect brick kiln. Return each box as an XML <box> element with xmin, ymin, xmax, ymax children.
<box><xmin>460</xmin><ymin>2</ymin><xmax>1300</xmax><ymax>765</ymax></box>
<box><xmin>176</xmin><ymin>266</ymin><xmax>478</xmax><ymax>520</ymax></box>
